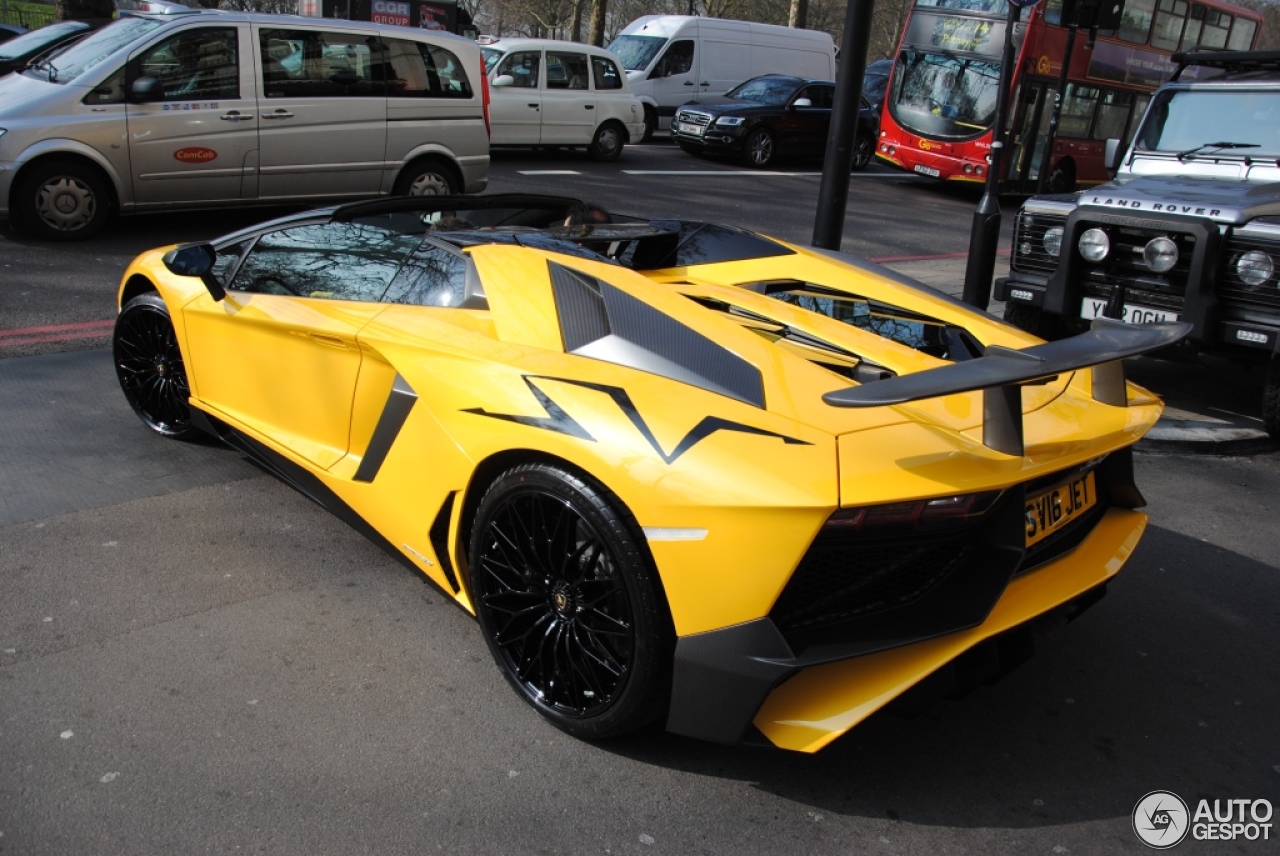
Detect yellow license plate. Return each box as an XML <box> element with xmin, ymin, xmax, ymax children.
<box><xmin>1025</xmin><ymin>470</ymin><xmax>1097</xmax><ymax>547</ymax></box>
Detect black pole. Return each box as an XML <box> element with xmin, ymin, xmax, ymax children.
<box><xmin>812</xmin><ymin>0</ymin><xmax>876</xmax><ymax>250</ymax></box>
<box><xmin>961</xmin><ymin>2</ymin><xmax>1021</xmax><ymax>309</ymax></box>
<box><xmin>1036</xmin><ymin>23</ymin><xmax>1077</xmax><ymax>193</ymax></box>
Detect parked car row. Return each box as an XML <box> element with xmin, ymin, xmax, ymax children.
<box><xmin>0</xmin><ymin>7</ymin><xmax>885</xmax><ymax>240</ymax></box>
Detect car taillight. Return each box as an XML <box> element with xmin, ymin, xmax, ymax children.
<box><xmin>823</xmin><ymin>491</ymin><xmax>1001</xmax><ymax>535</ymax></box>
<box><xmin>481</xmin><ymin>71</ymin><xmax>491</xmax><ymax>140</ymax></box>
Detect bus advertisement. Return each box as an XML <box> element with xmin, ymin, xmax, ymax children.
<box><xmin>876</xmin><ymin>0</ymin><xmax>1262</xmax><ymax>193</ymax></box>
<box><xmin>296</xmin><ymin>0</ymin><xmax>479</xmax><ymax>39</ymax></box>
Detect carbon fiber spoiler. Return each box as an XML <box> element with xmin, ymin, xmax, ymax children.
<box><xmin>823</xmin><ymin>318</ymin><xmax>1192</xmax><ymax>456</ymax></box>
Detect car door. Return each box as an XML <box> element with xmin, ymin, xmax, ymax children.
<box><xmin>647</xmin><ymin>38</ymin><xmax>698</xmax><ymax>117</ymax></box>
<box><xmin>539</xmin><ymin>50</ymin><xmax>594</xmax><ymax>144</ymax></box>
<box><xmin>488</xmin><ymin>49</ymin><xmax>543</xmax><ymax>144</ymax></box>
<box><xmin>125</xmin><ymin>24</ymin><xmax>258</xmax><ymax>205</ymax></box>
<box><xmin>181</xmin><ymin>220</ymin><xmax>421</xmax><ymax>470</ymax></box>
<box><xmin>254</xmin><ymin>25</ymin><xmax>386</xmax><ymax>201</ymax></box>
<box><xmin>783</xmin><ymin>83</ymin><xmax>834</xmax><ymax>156</ymax></box>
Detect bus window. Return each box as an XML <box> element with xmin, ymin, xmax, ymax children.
<box><xmin>1201</xmin><ymin>9</ymin><xmax>1231</xmax><ymax>48</ymax></box>
<box><xmin>1229</xmin><ymin>17</ymin><xmax>1257</xmax><ymax>50</ymax></box>
<box><xmin>1093</xmin><ymin>90</ymin><xmax>1133</xmax><ymax>140</ymax></box>
<box><xmin>1119</xmin><ymin>0</ymin><xmax>1156</xmax><ymax>44</ymax></box>
<box><xmin>1180</xmin><ymin>4</ymin><xmax>1204</xmax><ymax>50</ymax></box>
<box><xmin>1060</xmin><ymin>84</ymin><xmax>1100</xmax><ymax>138</ymax></box>
<box><xmin>1151</xmin><ymin>0</ymin><xmax>1188</xmax><ymax>51</ymax></box>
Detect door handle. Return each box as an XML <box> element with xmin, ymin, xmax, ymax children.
<box><xmin>683</xmin><ymin>81</ymin><xmax>695</xmax><ymax>86</ymax></box>
<box><xmin>527</xmin><ymin>103</ymin><xmax>539</xmax><ymax>109</ymax></box>
<box><xmin>220</xmin><ymin>110</ymin><xmax>250</xmax><ymax>121</ymax></box>
<box><xmin>699</xmin><ymin>81</ymin><xmax>710</xmax><ymax>86</ymax></box>
<box><xmin>306</xmin><ymin>333</ymin><xmax>349</xmax><ymax>349</ymax></box>
<box><xmin>261</xmin><ymin>109</ymin><xmax>294</xmax><ymax>120</ymax></box>
<box><xmin>584</xmin><ymin>105</ymin><xmax>594</xmax><ymax>110</ymax></box>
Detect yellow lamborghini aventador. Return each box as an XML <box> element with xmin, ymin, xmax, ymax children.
<box><xmin>112</xmin><ymin>194</ymin><xmax>1189</xmax><ymax>752</ymax></box>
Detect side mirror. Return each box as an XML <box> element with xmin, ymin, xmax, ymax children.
<box><xmin>792</xmin><ymin>97</ymin><xmax>812</xmax><ymax>109</ymax></box>
<box><xmin>129</xmin><ymin>75</ymin><xmax>163</xmax><ymax>103</ymax></box>
<box><xmin>492</xmin><ymin>74</ymin><xmax>514</xmax><ymax>87</ymax></box>
<box><xmin>1104</xmin><ymin>138</ymin><xmax>1123</xmax><ymax>172</ymax></box>
<box><xmin>162</xmin><ymin>242</ymin><xmax>225</xmax><ymax>302</ymax></box>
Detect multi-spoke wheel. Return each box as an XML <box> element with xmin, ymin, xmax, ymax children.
<box><xmin>742</xmin><ymin>127</ymin><xmax>775</xmax><ymax>168</ymax></box>
<box><xmin>468</xmin><ymin>463</ymin><xmax>673</xmax><ymax>739</ymax></box>
<box><xmin>850</xmin><ymin>133</ymin><xmax>874</xmax><ymax>171</ymax></box>
<box><xmin>113</xmin><ymin>293</ymin><xmax>196</xmax><ymax>439</ymax></box>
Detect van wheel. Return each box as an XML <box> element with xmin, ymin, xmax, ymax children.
<box><xmin>742</xmin><ymin>127</ymin><xmax>775</xmax><ymax>168</ymax></box>
<box><xmin>16</xmin><ymin>158</ymin><xmax>112</xmax><ymax>241</ymax></box>
<box><xmin>394</xmin><ymin>159</ymin><xmax>457</xmax><ymax>196</ymax></box>
<box><xmin>588</xmin><ymin>122</ymin><xmax>625</xmax><ymax>162</ymax></box>
<box><xmin>641</xmin><ymin>107</ymin><xmax>657</xmax><ymax>143</ymax></box>
<box><xmin>1264</xmin><ymin>354</ymin><xmax>1280</xmax><ymax>440</ymax></box>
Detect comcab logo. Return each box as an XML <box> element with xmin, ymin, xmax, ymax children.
<box><xmin>173</xmin><ymin>147</ymin><xmax>217</xmax><ymax>163</ymax></box>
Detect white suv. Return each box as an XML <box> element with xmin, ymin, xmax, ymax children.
<box><xmin>481</xmin><ymin>38</ymin><xmax>644</xmax><ymax>161</ymax></box>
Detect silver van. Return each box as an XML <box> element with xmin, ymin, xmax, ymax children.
<box><xmin>0</xmin><ymin>9</ymin><xmax>489</xmax><ymax>240</ymax></box>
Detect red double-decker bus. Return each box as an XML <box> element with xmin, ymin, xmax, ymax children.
<box><xmin>876</xmin><ymin>0</ymin><xmax>1263</xmax><ymax>193</ymax></box>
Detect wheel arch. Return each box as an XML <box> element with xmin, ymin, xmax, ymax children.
<box><xmin>10</xmin><ymin>149</ymin><xmax>123</xmax><ymax>216</ymax></box>
<box><xmin>456</xmin><ymin>447</ymin><xmax>672</xmax><ymax>609</ymax></box>
<box><xmin>119</xmin><ymin>273</ymin><xmax>159</xmax><ymax>310</ymax></box>
<box><xmin>392</xmin><ymin>151</ymin><xmax>463</xmax><ymax>195</ymax></box>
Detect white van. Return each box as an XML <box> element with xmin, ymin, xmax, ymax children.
<box><xmin>607</xmin><ymin>15</ymin><xmax>836</xmax><ymax>140</ymax></box>
<box><xmin>0</xmin><ymin>9</ymin><xmax>489</xmax><ymax>240</ymax></box>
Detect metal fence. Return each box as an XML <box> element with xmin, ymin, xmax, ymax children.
<box><xmin>1</xmin><ymin>2</ymin><xmax>59</xmax><ymax>30</ymax></box>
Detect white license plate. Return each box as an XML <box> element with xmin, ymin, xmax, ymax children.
<box><xmin>913</xmin><ymin>164</ymin><xmax>941</xmax><ymax>177</ymax></box>
<box><xmin>675</xmin><ymin>121</ymin><xmax>704</xmax><ymax>137</ymax></box>
<box><xmin>1080</xmin><ymin>297</ymin><xmax>1179</xmax><ymax>325</ymax></box>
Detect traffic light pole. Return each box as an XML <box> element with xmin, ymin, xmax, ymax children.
<box><xmin>961</xmin><ymin>2</ymin><xmax>1022</xmax><ymax>309</ymax></box>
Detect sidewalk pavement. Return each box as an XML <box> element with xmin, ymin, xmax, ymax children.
<box><xmin>880</xmin><ymin>254</ymin><xmax>1275</xmax><ymax>455</ymax></box>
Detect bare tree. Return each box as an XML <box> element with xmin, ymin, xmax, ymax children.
<box><xmin>587</xmin><ymin>0</ymin><xmax>606</xmax><ymax>45</ymax></box>
<box><xmin>55</xmin><ymin>0</ymin><xmax>116</xmax><ymax>20</ymax></box>
<box><xmin>788</xmin><ymin>0</ymin><xmax>807</xmax><ymax>29</ymax></box>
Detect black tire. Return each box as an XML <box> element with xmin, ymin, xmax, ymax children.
<box><xmin>1264</xmin><ymin>354</ymin><xmax>1280</xmax><ymax>440</ymax></box>
<box><xmin>468</xmin><ymin>462</ymin><xmax>674</xmax><ymax>740</ymax></box>
<box><xmin>1003</xmin><ymin>302</ymin><xmax>1067</xmax><ymax>341</ymax></box>
<box><xmin>15</xmin><ymin>158</ymin><xmax>112</xmax><ymax>241</ymax></box>
<box><xmin>588</xmin><ymin>122</ymin><xmax>625</xmax><ymax>162</ymax></box>
<box><xmin>742</xmin><ymin>127</ymin><xmax>775</xmax><ymax>168</ymax></box>
<box><xmin>393</xmin><ymin>158</ymin><xmax>457</xmax><ymax>196</ymax></box>
<box><xmin>850</xmin><ymin>133</ymin><xmax>874</xmax><ymax>171</ymax></box>
<box><xmin>1046</xmin><ymin>160</ymin><xmax>1076</xmax><ymax>194</ymax></box>
<box><xmin>113</xmin><ymin>293</ymin><xmax>196</xmax><ymax>439</ymax></box>
<box><xmin>641</xmin><ymin>106</ymin><xmax>657</xmax><ymax>143</ymax></box>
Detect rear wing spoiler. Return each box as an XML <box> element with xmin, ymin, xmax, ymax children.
<box><xmin>823</xmin><ymin>319</ymin><xmax>1192</xmax><ymax>456</ymax></box>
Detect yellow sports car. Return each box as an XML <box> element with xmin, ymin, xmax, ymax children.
<box><xmin>113</xmin><ymin>195</ymin><xmax>1188</xmax><ymax>752</ymax></box>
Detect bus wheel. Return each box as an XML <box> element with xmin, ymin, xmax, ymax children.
<box><xmin>1046</xmin><ymin>160</ymin><xmax>1076</xmax><ymax>194</ymax></box>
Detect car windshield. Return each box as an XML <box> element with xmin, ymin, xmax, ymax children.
<box><xmin>38</xmin><ymin>16</ymin><xmax>163</xmax><ymax>83</ymax></box>
<box><xmin>0</xmin><ymin>21</ymin><xmax>86</xmax><ymax>60</ymax></box>
<box><xmin>888</xmin><ymin>48</ymin><xmax>999</xmax><ymax>140</ymax></box>
<box><xmin>1135</xmin><ymin>88</ymin><xmax>1280</xmax><ymax>160</ymax></box>
<box><xmin>605</xmin><ymin>34</ymin><xmax>664</xmax><ymax>71</ymax></box>
<box><xmin>725</xmin><ymin>77</ymin><xmax>801</xmax><ymax>105</ymax></box>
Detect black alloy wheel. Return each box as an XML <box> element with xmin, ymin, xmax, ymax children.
<box><xmin>468</xmin><ymin>463</ymin><xmax>673</xmax><ymax>739</ymax></box>
<box><xmin>850</xmin><ymin>133</ymin><xmax>873</xmax><ymax>171</ymax></box>
<box><xmin>113</xmin><ymin>293</ymin><xmax>196</xmax><ymax>439</ymax></box>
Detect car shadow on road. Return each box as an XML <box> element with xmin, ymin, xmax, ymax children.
<box><xmin>601</xmin><ymin>524</ymin><xmax>1279</xmax><ymax>830</ymax></box>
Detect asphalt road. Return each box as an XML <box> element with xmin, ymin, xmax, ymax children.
<box><xmin>2</xmin><ymin>145</ymin><xmax>1277</xmax><ymax>855</ymax></box>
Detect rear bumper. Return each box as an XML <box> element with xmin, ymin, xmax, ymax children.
<box><xmin>665</xmin><ymin>505</ymin><xmax>1147</xmax><ymax>752</ymax></box>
